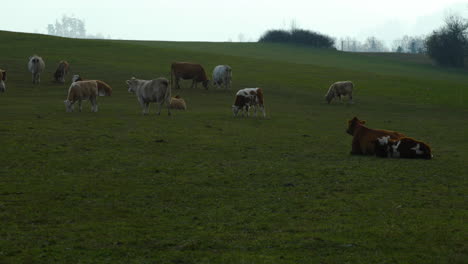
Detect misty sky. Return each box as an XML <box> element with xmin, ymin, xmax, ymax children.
<box><xmin>2</xmin><ymin>0</ymin><xmax>467</xmax><ymax>46</ymax></box>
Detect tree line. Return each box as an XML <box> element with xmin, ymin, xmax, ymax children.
<box><xmin>258</xmin><ymin>15</ymin><xmax>468</xmax><ymax>68</ymax></box>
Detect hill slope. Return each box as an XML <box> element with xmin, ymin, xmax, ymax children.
<box><xmin>0</xmin><ymin>31</ymin><xmax>466</xmax><ymax>264</ymax></box>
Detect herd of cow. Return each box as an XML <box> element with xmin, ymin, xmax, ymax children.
<box><xmin>0</xmin><ymin>55</ymin><xmax>432</xmax><ymax>159</ymax></box>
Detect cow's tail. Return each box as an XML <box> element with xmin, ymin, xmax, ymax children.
<box><xmin>96</xmin><ymin>80</ymin><xmax>112</xmax><ymax>96</ymax></box>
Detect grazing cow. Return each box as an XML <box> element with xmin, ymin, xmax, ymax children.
<box><xmin>170</xmin><ymin>95</ymin><xmax>187</xmax><ymax>110</ymax></box>
<box><xmin>64</xmin><ymin>80</ymin><xmax>112</xmax><ymax>112</ymax></box>
<box><xmin>28</xmin><ymin>55</ymin><xmax>45</xmax><ymax>84</ymax></box>
<box><xmin>54</xmin><ymin>61</ymin><xmax>69</xmax><ymax>83</ymax></box>
<box><xmin>374</xmin><ymin>136</ymin><xmax>433</xmax><ymax>159</ymax></box>
<box><xmin>347</xmin><ymin>117</ymin><xmax>405</xmax><ymax>155</ymax></box>
<box><xmin>0</xmin><ymin>69</ymin><xmax>6</xmax><ymax>93</ymax></box>
<box><xmin>171</xmin><ymin>62</ymin><xmax>209</xmax><ymax>89</ymax></box>
<box><xmin>127</xmin><ymin>77</ymin><xmax>171</xmax><ymax>115</ymax></box>
<box><xmin>212</xmin><ymin>65</ymin><xmax>232</xmax><ymax>89</ymax></box>
<box><xmin>232</xmin><ymin>88</ymin><xmax>266</xmax><ymax>117</ymax></box>
<box><xmin>325</xmin><ymin>81</ymin><xmax>354</xmax><ymax>104</ymax></box>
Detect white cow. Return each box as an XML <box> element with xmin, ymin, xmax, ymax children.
<box><xmin>64</xmin><ymin>80</ymin><xmax>112</xmax><ymax>112</ymax></box>
<box><xmin>212</xmin><ymin>65</ymin><xmax>232</xmax><ymax>89</ymax></box>
<box><xmin>28</xmin><ymin>55</ymin><xmax>45</xmax><ymax>84</ymax></box>
<box><xmin>325</xmin><ymin>81</ymin><xmax>354</xmax><ymax>104</ymax></box>
<box><xmin>0</xmin><ymin>69</ymin><xmax>6</xmax><ymax>93</ymax></box>
<box><xmin>126</xmin><ymin>77</ymin><xmax>172</xmax><ymax>115</ymax></box>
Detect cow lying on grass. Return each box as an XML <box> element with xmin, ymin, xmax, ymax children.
<box><xmin>54</xmin><ymin>61</ymin><xmax>69</xmax><ymax>83</ymax></box>
<box><xmin>127</xmin><ymin>77</ymin><xmax>171</xmax><ymax>115</ymax></box>
<box><xmin>375</xmin><ymin>136</ymin><xmax>433</xmax><ymax>159</ymax></box>
<box><xmin>347</xmin><ymin>117</ymin><xmax>405</xmax><ymax>155</ymax></box>
<box><xmin>64</xmin><ymin>80</ymin><xmax>112</xmax><ymax>112</ymax></box>
<box><xmin>232</xmin><ymin>88</ymin><xmax>265</xmax><ymax>117</ymax></box>
<box><xmin>28</xmin><ymin>55</ymin><xmax>45</xmax><ymax>84</ymax></box>
<box><xmin>0</xmin><ymin>69</ymin><xmax>6</xmax><ymax>93</ymax></box>
<box><xmin>325</xmin><ymin>81</ymin><xmax>354</xmax><ymax>104</ymax></box>
<box><xmin>170</xmin><ymin>95</ymin><xmax>187</xmax><ymax>110</ymax></box>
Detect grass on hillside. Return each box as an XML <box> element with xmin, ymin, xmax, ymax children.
<box><xmin>0</xmin><ymin>31</ymin><xmax>467</xmax><ymax>264</ymax></box>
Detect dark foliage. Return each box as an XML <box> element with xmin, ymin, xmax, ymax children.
<box><xmin>426</xmin><ymin>16</ymin><xmax>468</xmax><ymax>67</ymax></box>
<box><xmin>259</xmin><ymin>29</ymin><xmax>335</xmax><ymax>49</ymax></box>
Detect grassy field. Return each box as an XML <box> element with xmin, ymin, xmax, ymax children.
<box><xmin>0</xmin><ymin>30</ymin><xmax>467</xmax><ymax>264</ymax></box>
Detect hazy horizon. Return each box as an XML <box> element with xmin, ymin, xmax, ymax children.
<box><xmin>2</xmin><ymin>0</ymin><xmax>467</xmax><ymax>47</ymax></box>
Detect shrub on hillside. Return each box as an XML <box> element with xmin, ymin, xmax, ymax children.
<box><xmin>259</xmin><ymin>28</ymin><xmax>335</xmax><ymax>49</ymax></box>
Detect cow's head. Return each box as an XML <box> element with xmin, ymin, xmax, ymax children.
<box><xmin>72</xmin><ymin>75</ymin><xmax>82</xmax><ymax>83</ymax></box>
<box><xmin>126</xmin><ymin>77</ymin><xmax>138</xmax><ymax>93</ymax></box>
<box><xmin>202</xmin><ymin>80</ymin><xmax>210</xmax><ymax>89</ymax></box>
<box><xmin>325</xmin><ymin>90</ymin><xmax>335</xmax><ymax>104</ymax></box>
<box><xmin>64</xmin><ymin>100</ymin><xmax>74</xmax><ymax>112</ymax></box>
<box><xmin>346</xmin><ymin>117</ymin><xmax>365</xmax><ymax>135</ymax></box>
<box><xmin>410</xmin><ymin>143</ymin><xmax>433</xmax><ymax>159</ymax></box>
<box><xmin>232</xmin><ymin>105</ymin><xmax>240</xmax><ymax>116</ymax></box>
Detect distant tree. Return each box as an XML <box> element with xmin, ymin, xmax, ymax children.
<box><xmin>426</xmin><ymin>15</ymin><xmax>468</xmax><ymax>67</ymax></box>
<box><xmin>363</xmin><ymin>37</ymin><xmax>387</xmax><ymax>52</ymax></box>
<box><xmin>47</xmin><ymin>15</ymin><xmax>86</xmax><ymax>38</ymax></box>
<box><xmin>393</xmin><ymin>35</ymin><xmax>426</xmax><ymax>53</ymax></box>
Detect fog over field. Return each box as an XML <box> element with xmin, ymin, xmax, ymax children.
<box><xmin>1</xmin><ymin>0</ymin><xmax>467</xmax><ymax>44</ymax></box>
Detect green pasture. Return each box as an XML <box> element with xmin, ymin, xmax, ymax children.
<box><xmin>0</xmin><ymin>31</ymin><xmax>466</xmax><ymax>263</ymax></box>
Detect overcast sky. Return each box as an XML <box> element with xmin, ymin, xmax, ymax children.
<box><xmin>2</xmin><ymin>0</ymin><xmax>467</xmax><ymax>46</ymax></box>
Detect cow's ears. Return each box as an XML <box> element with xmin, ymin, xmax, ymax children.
<box><xmin>126</xmin><ymin>80</ymin><xmax>130</xmax><ymax>84</ymax></box>
<box><xmin>360</xmin><ymin>120</ymin><xmax>366</xmax><ymax>124</ymax></box>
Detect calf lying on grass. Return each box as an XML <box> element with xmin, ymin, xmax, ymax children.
<box><xmin>375</xmin><ymin>136</ymin><xmax>433</xmax><ymax>159</ymax></box>
<box><xmin>64</xmin><ymin>80</ymin><xmax>112</xmax><ymax>112</ymax></box>
<box><xmin>170</xmin><ymin>95</ymin><xmax>187</xmax><ymax>110</ymax></box>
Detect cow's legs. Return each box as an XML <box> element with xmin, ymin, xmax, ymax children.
<box><xmin>350</xmin><ymin>138</ymin><xmax>363</xmax><ymax>155</ymax></box>
<box><xmin>90</xmin><ymin>97</ymin><xmax>98</xmax><ymax>112</ymax></box>
<box><xmin>145</xmin><ymin>102</ymin><xmax>151</xmax><ymax>115</ymax></box>
<box><xmin>260</xmin><ymin>105</ymin><xmax>266</xmax><ymax>118</ymax></box>
<box><xmin>175</xmin><ymin>77</ymin><xmax>181</xmax><ymax>89</ymax></box>
<box><xmin>156</xmin><ymin>102</ymin><xmax>162</xmax><ymax>115</ymax></box>
<box><xmin>349</xmin><ymin>93</ymin><xmax>354</xmax><ymax>104</ymax></box>
<box><xmin>78</xmin><ymin>100</ymin><xmax>83</xmax><ymax>112</ymax></box>
<box><xmin>138</xmin><ymin>98</ymin><xmax>147</xmax><ymax>115</ymax></box>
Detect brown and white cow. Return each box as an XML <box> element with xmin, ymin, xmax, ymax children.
<box><xmin>0</xmin><ymin>69</ymin><xmax>6</xmax><ymax>93</ymax></box>
<box><xmin>232</xmin><ymin>88</ymin><xmax>265</xmax><ymax>117</ymax></box>
<box><xmin>54</xmin><ymin>60</ymin><xmax>69</xmax><ymax>83</ymax></box>
<box><xmin>64</xmin><ymin>80</ymin><xmax>112</xmax><ymax>112</ymax></box>
<box><xmin>171</xmin><ymin>62</ymin><xmax>209</xmax><ymax>89</ymax></box>
<box><xmin>347</xmin><ymin>117</ymin><xmax>405</xmax><ymax>155</ymax></box>
<box><xmin>374</xmin><ymin>136</ymin><xmax>433</xmax><ymax>159</ymax></box>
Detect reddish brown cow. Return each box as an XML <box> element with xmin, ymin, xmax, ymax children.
<box><xmin>54</xmin><ymin>60</ymin><xmax>69</xmax><ymax>83</ymax></box>
<box><xmin>347</xmin><ymin>117</ymin><xmax>405</xmax><ymax>155</ymax></box>
<box><xmin>171</xmin><ymin>62</ymin><xmax>209</xmax><ymax>89</ymax></box>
